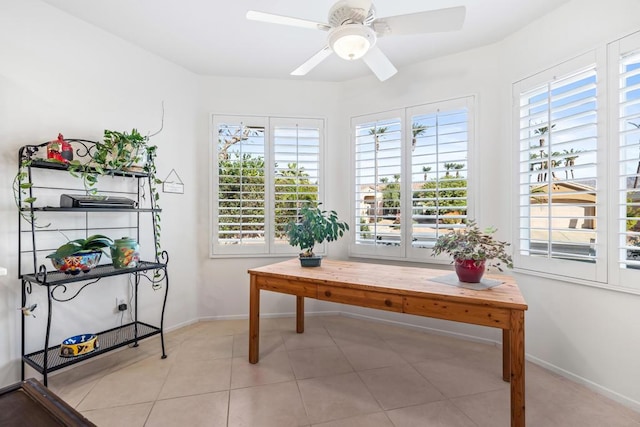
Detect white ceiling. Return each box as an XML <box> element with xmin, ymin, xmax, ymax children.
<box><xmin>42</xmin><ymin>0</ymin><xmax>570</xmax><ymax>82</ymax></box>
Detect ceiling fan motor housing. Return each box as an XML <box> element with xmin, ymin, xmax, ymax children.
<box><xmin>328</xmin><ymin>1</ymin><xmax>375</xmax><ymax>26</ymax></box>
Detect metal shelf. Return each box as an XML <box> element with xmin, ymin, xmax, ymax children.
<box><xmin>23</xmin><ymin>322</ymin><xmax>161</xmax><ymax>374</ymax></box>
<box><xmin>29</xmin><ymin>159</ymin><xmax>150</xmax><ymax>178</ymax></box>
<box><xmin>22</xmin><ymin>261</ymin><xmax>167</xmax><ymax>286</ymax></box>
<box><xmin>23</xmin><ymin>207</ymin><xmax>161</xmax><ymax>213</ymax></box>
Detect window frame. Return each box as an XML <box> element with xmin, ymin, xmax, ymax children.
<box><xmin>608</xmin><ymin>31</ymin><xmax>640</xmax><ymax>292</ymax></box>
<box><xmin>210</xmin><ymin>114</ymin><xmax>326</xmax><ymax>258</ymax></box>
<box><xmin>349</xmin><ymin>96</ymin><xmax>476</xmax><ymax>263</ymax></box>
<box><xmin>512</xmin><ymin>50</ymin><xmax>608</xmax><ymax>284</ymax></box>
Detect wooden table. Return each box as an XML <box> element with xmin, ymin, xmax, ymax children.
<box><xmin>248</xmin><ymin>259</ymin><xmax>528</xmax><ymax>427</ymax></box>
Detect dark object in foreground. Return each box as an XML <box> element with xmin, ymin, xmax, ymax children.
<box><xmin>0</xmin><ymin>378</ymin><xmax>96</xmax><ymax>426</ymax></box>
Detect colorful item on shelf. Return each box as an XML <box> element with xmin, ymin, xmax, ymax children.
<box><xmin>111</xmin><ymin>237</ymin><xmax>140</xmax><ymax>269</ymax></box>
<box><xmin>59</xmin><ymin>334</ymin><xmax>98</xmax><ymax>357</ymax></box>
<box><xmin>50</xmin><ymin>251</ymin><xmax>102</xmax><ymax>275</ymax></box>
<box><xmin>46</xmin><ymin>133</ymin><xmax>73</xmax><ymax>163</ymax></box>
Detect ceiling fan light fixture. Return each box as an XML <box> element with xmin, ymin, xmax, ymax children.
<box><xmin>329</xmin><ymin>25</ymin><xmax>375</xmax><ymax>61</ymax></box>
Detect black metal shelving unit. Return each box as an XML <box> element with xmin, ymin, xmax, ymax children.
<box><xmin>17</xmin><ymin>140</ymin><xmax>169</xmax><ymax>386</ymax></box>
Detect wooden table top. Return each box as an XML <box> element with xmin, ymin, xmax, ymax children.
<box><xmin>249</xmin><ymin>258</ymin><xmax>528</xmax><ymax>311</ymax></box>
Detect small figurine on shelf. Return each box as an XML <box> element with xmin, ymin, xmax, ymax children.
<box><xmin>46</xmin><ymin>133</ymin><xmax>73</xmax><ymax>163</ymax></box>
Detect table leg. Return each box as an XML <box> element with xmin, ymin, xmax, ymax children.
<box><xmin>296</xmin><ymin>296</ymin><xmax>304</xmax><ymax>333</ymax></box>
<box><xmin>503</xmin><ymin>328</ymin><xmax>510</xmax><ymax>382</ymax></box>
<box><xmin>249</xmin><ymin>275</ymin><xmax>260</xmax><ymax>364</ymax></box>
<box><xmin>510</xmin><ymin>310</ymin><xmax>525</xmax><ymax>427</ymax></box>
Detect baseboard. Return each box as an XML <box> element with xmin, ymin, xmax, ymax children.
<box><xmin>526</xmin><ymin>354</ymin><xmax>640</xmax><ymax>413</ymax></box>
<box><xmin>341</xmin><ymin>311</ymin><xmax>501</xmax><ymax>347</ymax></box>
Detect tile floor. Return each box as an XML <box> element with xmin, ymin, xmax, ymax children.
<box><xmin>42</xmin><ymin>315</ymin><xmax>640</xmax><ymax>426</ymax></box>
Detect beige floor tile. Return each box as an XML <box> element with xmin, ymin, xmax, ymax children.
<box><xmin>451</xmin><ymin>388</ymin><xmax>553</xmax><ymax>427</ymax></box>
<box><xmin>339</xmin><ymin>342</ymin><xmax>405</xmax><ymax>371</ymax></box>
<box><xmin>358</xmin><ymin>363</ymin><xmax>444</xmax><ymax>410</ymax></box>
<box><xmin>228</xmin><ymin>380</ymin><xmax>309</xmax><ymax>427</ymax></box>
<box><xmin>282</xmin><ymin>328</ymin><xmax>337</xmax><ymax>351</ymax></box>
<box><xmin>277</xmin><ymin>315</ymin><xmax>327</xmax><ymax>331</ymax></box>
<box><xmin>298</xmin><ymin>372</ymin><xmax>381</xmax><ymax>424</ymax></box>
<box><xmin>386</xmin><ymin>400</ymin><xmax>477</xmax><ymax>427</ymax></box>
<box><xmin>77</xmin><ymin>356</ymin><xmax>171</xmax><ymax>411</ymax></box>
<box><xmin>81</xmin><ymin>402</ymin><xmax>153</xmax><ymax>427</ymax></box>
<box><xmin>172</xmin><ymin>334</ymin><xmax>233</xmax><ymax>362</ymax></box>
<box><xmin>325</xmin><ymin>322</ymin><xmax>385</xmax><ymax>348</ymax></box>
<box><xmin>288</xmin><ymin>346</ymin><xmax>353</xmax><ymax>379</ymax></box>
<box><xmin>158</xmin><ymin>357</ymin><xmax>231</xmax><ymax>399</ymax></box>
<box><xmin>385</xmin><ymin>333</ymin><xmax>491</xmax><ymax>364</ymax></box>
<box><xmin>44</xmin><ymin>316</ymin><xmax>640</xmax><ymax>427</ymax></box>
<box><xmin>311</xmin><ymin>411</ymin><xmax>393</xmax><ymax>427</ymax></box>
<box><xmin>232</xmin><ymin>331</ymin><xmax>285</xmax><ymax>358</ymax></box>
<box><xmin>189</xmin><ymin>319</ymin><xmax>249</xmax><ymax>336</ymax></box>
<box><xmin>146</xmin><ymin>391</ymin><xmax>229</xmax><ymax>427</ymax></box>
<box><xmin>231</xmin><ymin>351</ymin><xmax>294</xmax><ymax>389</ymax></box>
<box><xmin>412</xmin><ymin>355</ymin><xmax>507</xmax><ymax>397</ymax></box>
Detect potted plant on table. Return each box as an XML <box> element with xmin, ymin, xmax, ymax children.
<box><xmin>46</xmin><ymin>234</ymin><xmax>114</xmax><ymax>275</ymax></box>
<box><xmin>431</xmin><ymin>220</ymin><xmax>513</xmax><ymax>283</ymax></box>
<box><xmin>285</xmin><ymin>203</ymin><xmax>349</xmax><ymax>267</ymax></box>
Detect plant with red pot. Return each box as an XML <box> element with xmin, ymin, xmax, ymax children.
<box><xmin>431</xmin><ymin>220</ymin><xmax>513</xmax><ymax>283</ymax></box>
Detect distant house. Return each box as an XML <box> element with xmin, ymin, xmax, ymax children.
<box><xmin>529</xmin><ymin>181</ymin><xmax>596</xmax><ymax>231</ymax></box>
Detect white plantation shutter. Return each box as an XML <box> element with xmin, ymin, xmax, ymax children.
<box><xmin>350</xmin><ymin>98</ymin><xmax>474</xmax><ymax>261</ymax></box>
<box><xmin>214</xmin><ymin>117</ymin><xmax>267</xmax><ymax>254</ymax></box>
<box><xmin>409</xmin><ymin>104</ymin><xmax>470</xmax><ymax>252</ymax></box>
<box><xmin>352</xmin><ymin>113</ymin><xmax>403</xmax><ymax>257</ymax></box>
<box><xmin>211</xmin><ymin>115</ymin><xmax>324</xmax><ymax>256</ymax></box>
<box><xmin>272</xmin><ymin>118</ymin><xmax>322</xmax><ymax>252</ymax></box>
<box><xmin>617</xmin><ymin>43</ymin><xmax>640</xmax><ymax>280</ymax></box>
<box><xmin>514</xmin><ymin>51</ymin><xmax>605</xmax><ymax>282</ymax></box>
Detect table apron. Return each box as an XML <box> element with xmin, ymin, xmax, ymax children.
<box><xmin>318</xmin><ymin>284</ymin><xmax>403</xmax><ymax>312</ymax></box>
<box><xmin>256</xmin><ymin>276</ymin><xmax>316</xmax><ymax>298</ymax></box>
<box><xmin>404</xmin><ymin>296</ymin><xmax>512</xmax><ymax>328</ymax></box>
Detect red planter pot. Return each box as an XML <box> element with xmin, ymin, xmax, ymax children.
<box><xmin>454</xmin><ymin>258</ymin><xmax>486</xmax><ymax>283</ymax></box>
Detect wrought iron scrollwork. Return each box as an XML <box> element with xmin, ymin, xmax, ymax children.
<box><xmin>51</xmin><ymin>277</ymin><xmax>102</xmax><ymax>302</ymax></box>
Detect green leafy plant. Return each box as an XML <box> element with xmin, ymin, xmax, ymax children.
<box><xmin>431</xmin><ymin>220</ymin><xmax>513</xmax><ymax>271</ymax></box>
<box><xmin>46</xmin><ymin>234</ymin><xmax>114</xmax><ymax>259</ymax></box>
<box><xmin>285</xmin><ymin>203</ymin><xmax>349</xmax><ymax>257</ymax></box>
<box><xmin>13</xmin><ymin>158</ymin><xmax>51</xmax><ymax>228</ymax></box>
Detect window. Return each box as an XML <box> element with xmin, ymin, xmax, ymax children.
<box><xmin>614</xmin><ymin>32</ymin><xmax>640</xmax><ymax>291</ymax></box>
<box><xmin>514</xmin><ymin>52</ymin><xmax>605</xmax><ymax>282</ymax></box>
<box><xmin>350</xmin><ymin>97</ymin><xmax>474</xmax><ymax>261</ymax></box>
<box><xmin>211</xmin><ymin>115</ymin><xmax>323</xmax><ymax>256</ymax></box>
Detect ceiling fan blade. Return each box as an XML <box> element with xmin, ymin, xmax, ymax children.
<box><xmin>291</xmin><ymin>46</ymin><xmax>333</xmax><ymax>76</ymax></box>
<box><xmin>375</xmin><ymin>6</ymin><xmax>466</xmax><ymax>36</ymax></box>
<box><xmin>362</xmin><ymin>46</ymin><xmax>397</xmax><ymax>81</ymax></box>
<box><xmin>246</xmin><ymin>10</ymin><xmax>331</xmax><ymax>31</ymax></box>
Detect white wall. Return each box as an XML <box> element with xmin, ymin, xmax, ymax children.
<box><xmin>0</xmin><ymin>0</ymin><xmax>199</xmax><ymax>386</ymax></box>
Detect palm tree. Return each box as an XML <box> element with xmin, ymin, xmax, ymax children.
<box><xmin>630</xmin><ymin>122</ymin><xmax>640</xmax><ymax>188</ymax></box>
<box><xmin>411</xmin><ymin>123</ymin><xmax>428</xmax><ymax>152</ymax></box>
<box><xmin>443</xmin><ymin>162</ymin><xmax>456</xmax><ymax>178</ymax></box>
<box><xmin>534</xmin><ymin>124</ymin><xmax>556</xmax><ymax>182</ymax></box>
<box><xmin>562</xmin><ymin>148</ymin><xmax>581</xmax><ymax>180</ymax></box>
<box><xmin>453</xmin><ymin>163</ymin><xmax>464</xmax><ymax>178</ymax></box>
<box><xmin>422</xmin><ymin>166</ymin><xmax>432</xmax><ymax>181</ymax></box>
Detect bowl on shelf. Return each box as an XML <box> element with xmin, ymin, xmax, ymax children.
<box><xmin>59</xmin><ymin>334</ymin><xmax>99</xmax><ymax>357</ymax></box>
<box><xmin>49</xmin><ymin>251</ymin><xmax>102</xmax><ymax>275</ymax></box>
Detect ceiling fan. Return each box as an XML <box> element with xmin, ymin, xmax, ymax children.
<box><xmin>246</xmin><ymin>0</ymin><xmax>466</xmax><ymax>81</ymax></box>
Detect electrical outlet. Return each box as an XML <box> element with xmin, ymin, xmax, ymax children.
<box><xmin>115</xmin><ymin>298</ymin><xmax>127</xmax><ymax>313</ymax></box>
